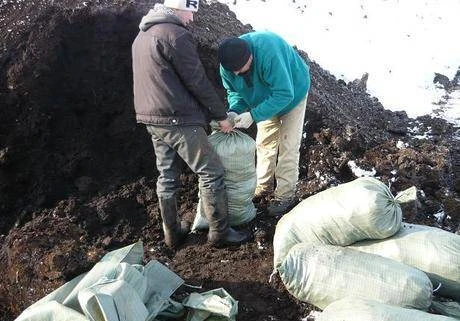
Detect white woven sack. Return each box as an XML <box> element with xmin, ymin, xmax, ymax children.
<box><xmin>14</xmin><ymin>301</ymin><xmax>88</xmax><ymax>321</ymax></box>
<box><xmin>279</xmin><ymin>243</ymin><xmax>433</xmax><ymax>310</ymax></box>
<box><xmin>349</xmin><ymin>223</ymin><xmax>460</xmax><ymax>300</ymax></box>
<box><xmin>192</xmin><ymin>130</ymin><xmax>256</xmax><ymax>230</ymax></box>
<box><xmin>273</xmin><ymin>177</ymin><xmax>402</xmax><ymax>269</ymax></box>
<box><xmin>316</xmin><ymin>297</ymin><xmax>459</xmax><ymax>321</ymax></box>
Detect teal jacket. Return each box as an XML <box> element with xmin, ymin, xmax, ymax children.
<box><xmin>220</xmin><ymin>31</ymin><xmax>311</xmax><ymax>122</ymax></box>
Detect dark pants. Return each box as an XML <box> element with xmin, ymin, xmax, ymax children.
<box><xmin>146</xmin><ymin>125</ymin><xmax>225</xmax><ymax>198</ymax></box>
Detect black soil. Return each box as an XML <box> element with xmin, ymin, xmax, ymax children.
<box><xmin>1</xmin><ymin>1</ymin><xmax>459</xmax><ymax>320</ymax></box>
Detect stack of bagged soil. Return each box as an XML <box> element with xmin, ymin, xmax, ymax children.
<box><xmin>273</xmin><ymin>177</ymin><xmax>460</xmax><ymax>320</ymax></box>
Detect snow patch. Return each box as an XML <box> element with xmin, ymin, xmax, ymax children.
<box><xmin>347</xmin><ymin>160</ymin><xmax>376</xmax><ymax>177</ymax></box>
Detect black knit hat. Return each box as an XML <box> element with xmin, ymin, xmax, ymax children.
<box><xmin>218</xmin><ymin>37</ymin><xmax>251</xmax><ymax>71</ymax></box>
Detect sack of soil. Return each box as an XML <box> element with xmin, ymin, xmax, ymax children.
<box><xmin>278</xmin><ymin>243</ymin><xmax>433</xmax><ymax>310</ymax></box>
<box><xmin>316</xmin><ymin>297</ymin><xmax>459</xmax><ymax>321</ymax></box>
<box><xmin>273</xmin><ymin>177</ymin><xmax>405</xmax><ymax>269</ymax></box>
<box><xmin>192</xmin><ymin>129</ymin><xmax>256</xmax><ymax>230</ymax></box>
<box><xmin>349</xmin><ymin>223</ymin><xmax>460</xmax><ymax>300</ymax></box>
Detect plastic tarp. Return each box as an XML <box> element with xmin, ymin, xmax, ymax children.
<box><xmin>349</xmin><ymin>223</ymin><xmax>460</xmax><ymax>300</ymax></box>
<box><xmin>316</xmin><ymin>297</ymin><xmax>459</xmax><ymax>321</ymax></box>
<box><xmin>193</xmin><ymin>129</ymin><xmax>256</xmax><ymax>230</ymax></box>
<box><xmin>278</xmin><ymin>243</ymin><xmax>433</xmax><ymax>310</ymax></box>
<box><xmin>273</xmin><ymin>177</ymin><xmax>403</xmax><ymax>269</ymax></box>
<box><xmin>14</xmin><ymin>242</ymin><xmax>239</xmax><ymax>321</ymax></box>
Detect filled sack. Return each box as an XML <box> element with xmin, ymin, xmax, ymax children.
<box><xmin>316</xmin><ymin>297</ymin><xmax>458</xmax><ymax>321</ymax></box>
<box><xmin>278</xmin><ymin>243</ymin><xmax>433</xmax><ymax>310</ymax></box>
<box><xmin>349</xmin><ymin>223</ymin><xmax>460</xmax><ymax>300</ymax></box>
<box><xmin>273</xmin><ymin>177</ymin><xmax>403</xmax><ymax>269</ymax></box>
<box><xmin>193</xmin><ymin>130</ymin><xmax>256</xmax><ymax>230</ymax></box>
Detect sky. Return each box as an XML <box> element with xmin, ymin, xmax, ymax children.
<box><xmin>217</xmin><ymin>0</ymin><xmax>460</xmax><ymax>125</ymax></box>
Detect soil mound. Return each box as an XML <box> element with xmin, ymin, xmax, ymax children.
<box><xmin>1</xmin><ymin>1</ymin><xmax>459</xmax><ymax>320</ymax></box>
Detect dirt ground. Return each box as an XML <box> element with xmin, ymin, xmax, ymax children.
<box><xmin>0</xmin><ymin>1</ymin><xmax>459</xmax><ymax>320</ymax></box>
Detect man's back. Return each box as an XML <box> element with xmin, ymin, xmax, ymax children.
<box><xmin>132</xmin><ymin>9</ymin><xmax>208</xmax><ymax>126</ymax></box>
<box><xmin>132</xmin><ymin>5</ymin><xmax>226</xmax><ymax>126</ymax></box>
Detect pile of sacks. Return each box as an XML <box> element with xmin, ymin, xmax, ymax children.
<box><xmin>14</xmin><ymin>242</ymin><xmax>239</xmax><ymax>321</ymax></box>
<box><xmin>273</xmin><ymin>177</ymin><xmax>460</xmax><ymax>321</ymax></box>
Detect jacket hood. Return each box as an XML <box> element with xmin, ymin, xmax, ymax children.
<box><xmin>139</xmin><ymin>4</ymin><xmax>185</xmax><ymax>31</ymax></box>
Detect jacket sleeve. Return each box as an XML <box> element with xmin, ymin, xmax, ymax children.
<box><xmin>170</xmin><ymin>31</ymin><xmax>227</xmax><ymax>121</ymax></box>
<box><xmin>220</xmin><ymin>66</ymin><xmax>250</xmax><ymax>114</ymax></box>
<box><xmin>250</xmin><ymin>53</ymin><xmax>295</xmax><ymax>122</ymax></box>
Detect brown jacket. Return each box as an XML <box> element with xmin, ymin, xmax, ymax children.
<box><xmin>132</xmin><ymin>8</ymin><xmax>227</xmax><ymax>126</ymax></box>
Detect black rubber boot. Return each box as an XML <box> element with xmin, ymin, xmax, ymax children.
<box><xmin>201</xmin><ymin>189</ymin><xmax>251</xmax><ymax>247</ymax></box>
<box><xmin>158</xmin><ymin>195</ymin><xmax>190</xmax><ymax>248</ymax></box>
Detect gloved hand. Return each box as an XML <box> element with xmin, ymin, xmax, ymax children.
<box><xmin>234</xmin><ymin>112</ymin><xmax>253</xmax><ymax>129</ymax></box>
<box><xmin>226</xmin><ymin>111</ymin><xmax>238</xmax><ymax>125</ymax></box>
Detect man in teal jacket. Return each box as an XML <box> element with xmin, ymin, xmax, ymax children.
<box><xmin>218</xmin><ymin>31</ymin><xmax>311</xmax><ymax>216</ymax></box>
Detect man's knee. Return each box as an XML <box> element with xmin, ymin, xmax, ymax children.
<box><xmin>157</xmin><ymin>177</ymin><xmax>180</xmax><ymax>198</ymax></box>
<box><xmin>199</xmin><ymin>169</ymin><xmax>225</xmax><ymax>192</ymax></box>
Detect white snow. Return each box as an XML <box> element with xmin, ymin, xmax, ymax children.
<box><xmin>347</xmin><ymin>160</ymin><xmax>376</xmax><ymax>177</ymax></box>
<box><xmin>217</xmin><ymin>0</ymin><xmax>460</xmax><ymax>125</ymax></box>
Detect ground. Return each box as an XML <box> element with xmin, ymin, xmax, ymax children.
<box><xmin>0</xmin><ymin>1</ymin><xmax>459</xmax><ymax>320</ymax></box>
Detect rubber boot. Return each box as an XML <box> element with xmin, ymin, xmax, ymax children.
<box><xmin>158</xmin><ymin>195</ymin><xmax>190</xmax><ymax>248</ymax></box>
<box><xmin>201</xmin><ymin>189</ymin><xmax>251</xmax><ymax>247</ymax></box>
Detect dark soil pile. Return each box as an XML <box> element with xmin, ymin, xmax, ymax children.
<box><xmin>1</xmin><ymin>1</ymin><xmax>459</xmax><ymax>320</ymax></box>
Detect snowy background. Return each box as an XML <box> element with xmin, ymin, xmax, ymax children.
<box><xmin>217</xmin><ymin>0</ymin><xmax>460</xmax><ymax>125</ymax></box>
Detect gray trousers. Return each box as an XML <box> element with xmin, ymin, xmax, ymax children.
<box><xmin>146</xmin><ymin>125</ymin><xmax>225</xmax><ymax>198</ymax></box>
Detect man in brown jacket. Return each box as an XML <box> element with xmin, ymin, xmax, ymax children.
<box><xmin>132</xmin><ymin>0</ymin><xmax>249</xmax><ymax>248</ymax></box>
